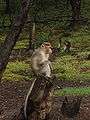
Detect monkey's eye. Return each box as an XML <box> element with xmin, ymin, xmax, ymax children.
<box><xmin>50</xmin><ymin>47</ymin><xmax>53</xmax><ymax>49</ymax></box>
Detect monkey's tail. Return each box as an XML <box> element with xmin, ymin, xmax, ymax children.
<box><xmin>24</xmin><ymin>78</ymin><xmax>36</xmax><ymax>120</ymax></box>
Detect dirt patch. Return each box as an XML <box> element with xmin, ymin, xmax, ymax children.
<box><xmin>54</xmin><ymin>79</ymin><xmax>90</xmax><ymax>88</ymax></box>
<box><xmin>0</xmin><ymin>80</ymin><xmax>90</xmax><ymax>120</ymax></box>
<box><xmin>80</xmin><ymin>67</ymin><xmax>90</xmax><ymax>72</ymax></box>
<box><xmin>49</xmin><ymin>96</ymin><xmax>90</xmax><ymax>120</ymax></box>
<box><xmin>0</xmin><ymin>80</ymin><xmax>32</xmax><ymax>120</ymax></box>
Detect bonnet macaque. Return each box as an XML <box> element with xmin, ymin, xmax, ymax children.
<box><xmin>24</xmin><ymin>42</ymin><xmax>53</xmax><ymax>119</ymax></box>
<box><xmin>31</xmin><ymin>42</ymin><xmax>52</xmax><ymax>78</ymax></box>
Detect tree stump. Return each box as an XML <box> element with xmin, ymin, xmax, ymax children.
<box><xmin>24</xmin><ymin>76</ymin><xmax>54</xmax><ymax>120</ymax></box>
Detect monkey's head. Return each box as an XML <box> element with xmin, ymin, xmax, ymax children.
<box><xmin>40</xmin><ymin>42</ymin><xmax>52</xmax><ymax>54</ymax></box>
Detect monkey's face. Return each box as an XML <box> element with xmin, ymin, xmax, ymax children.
<box><xmin>41</xmin><ymin>42</ymin><xmax>52</xmax><ymax>54</ymax></box>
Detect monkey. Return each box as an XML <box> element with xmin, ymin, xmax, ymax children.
<box><xmin>31</xmin><ymin>42</ymin><xmax>53</xmax><ymax>78</ymax></box>
<box><xmin>24</xmin><ymin>42</ymin><xmax>53</xmax><ymax>120</ymax></box>
<box><xmin>64</xmin><ymin>41</ymin><xmax>71</xmax><ymax>53</ymax></box>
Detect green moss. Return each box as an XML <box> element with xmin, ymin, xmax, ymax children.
<box><xmin>53</xmin><ymin>55</ymin><xmax>80</xmax><ymax>81</ymax></box>
<box><xmin>2</xmin><ymin>60</ymin><xmax>32</xmax><ymax>81</ymax></box>
<box><xmin>78</xmin><ymin>72</ymin><xmax>90</xmax><ymax>81</ymax></box>
<box><xmin>53</xmin><ymin>52</ymin><xmax>90</xmax><ymax>81</ymax></box>
<box><xmin>77</xmin><ymin>59</ymin><xmax>90</xmax><ymax>81</ymax></box>
<box><xmin>54</xmin><ymin>87</ymin><xmax>90</xmax><ymax>96</ymax></box>
<box><xmin>2</xmin><ymin>73</ymin><xmax>30</xmax><ymax>81</ymax></box>
<box><xmin>14</xmin><ymin>39</ymin><xmax>29</xmax><ymax>49</ymax></box>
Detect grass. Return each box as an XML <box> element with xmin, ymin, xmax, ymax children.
<box><xmin>54</xmin><ymin>87</ymin><xmax>90</xmax><ymax>96</ymax></box>
<box><xmin>14</xmin><ymin>39</ymin><xmax>29</xmax><ymax>49</ymax></box>
<box><xmin>80</xmin><ymin>60</ymin><xmax>90</xmax><ymax>68</ymax></box>
<box><xmin>51</xmin><ymin>25</ymin><xmax>90</xmax><ymax>82</ymax></box>
<box><xmin>78</xmin><ymin>58</ymin><xmax>90</xmax><ymax>81</ymax></box>
<box><xmin>53</xmin><ymin>55</ymin><xmax>80</xmax><ymax>81</ymax></box>
<box><xmin>0</xmin><ymin>27</ymin><xmax>89</xmax><ymax>82</ymax></box>
<box><xmin>2</xmin><ymin>60</ymin><xmax>32</xmax><ymax>81</ymax></box>
<box><xmin>77</xmin><ymin>51</ymin><xmax>90</xmax><ymax>60</ymax></box>
<box><xmin>53</xmin><ymin>52</ymin><xmax>90</xmax><ymax>82</ymax></box>
<box><xmin>78</xmin><ymin>72</ymin><xmax>90</xmax><ymax>81</ymax></box>
<box><xmin>62</xmin><ymin>27</ymin><xmax>90</xmax><ymax>51</ymax></box>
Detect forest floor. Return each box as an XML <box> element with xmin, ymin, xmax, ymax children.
<box><xmin>0</xmin><ymin>27</ymin><xmax>90</xmax><ymax>120</ymax></box>
<box><xmin>0</xmin><ymin>78</ymin><xmax>90</xmax><ymax>120</ymax></box>
<box><xmin>0</xmin><ymin>26</ymin><xmax>90</xmax><ymax>119</ymax></box>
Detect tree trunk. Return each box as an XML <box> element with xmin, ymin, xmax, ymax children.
<box><xmin>28</xmin><ymin>22</ymin><xmax>36</xmax><ymax>50</ymax></box>
<box><xmin>0</xmin><ymin>0</ymin><xmax>31</xmax><ymax>80</ymax></box>
<box><xmin>70</xmin><ymin>0</ymin><xmax>81</xmax><ymax>29</ymax></box>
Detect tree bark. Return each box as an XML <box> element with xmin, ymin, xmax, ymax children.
<box><xmin>0</xmin><ymin>0</ymin><xmax>32</xmax><ymax>80</ymax></box>
<box><xmin>24</xmin><ymin>76</ymin><xmax>53</xmax><ymax>120</ymax></box>
<box><xmin>28</xmin><ymin>22</ymin><xmax>36</xmax><ymax>50</ymax></box>
<box><xmin>69</xmin><ymin>0</ymin><xmax>81</xmax><ymax>29</ymax></box>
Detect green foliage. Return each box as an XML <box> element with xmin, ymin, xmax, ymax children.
<box><xmin>55</xmin><ymin>87</ymin><xmax>90</xmax><ymax>96</ymax></box>
<box><xmin>0</xmin><ymin>0</ymin><xmax>6</xmax><ymax>14</ymax></box>
<box><xmin>0</xmin><ymin>0</ymin><xmax>21</xmax><ymax>15</ymax></box>
<box><xmin>81</xmin><ymin>0</ymin><xmax>90</xmax><ymax>19</ymax></box>
<box><xmin>36</xmin><ymin>32</ymin><xmax>50</xmax><ymax>47</ymax></box>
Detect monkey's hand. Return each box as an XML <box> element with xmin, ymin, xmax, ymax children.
<box><xmin>48</xmin><ymin>61</ymin><xmax>53</xmax><ymax>72</ymax></box>
<box><xmin>39</xmin><ymin>61</ymin><xmax>48</xmax><ymax>68</ymax></box>
<box><xmin>40</xmin><ymin>60</ymin><xmax>48</xmax><ymax>65</ymax></box>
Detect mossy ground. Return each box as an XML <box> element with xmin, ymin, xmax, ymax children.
<box><xmin>2</xmin><ymin>60</ymin><xmax>32</xmax><ymax>81</ymax></box>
